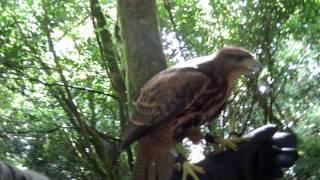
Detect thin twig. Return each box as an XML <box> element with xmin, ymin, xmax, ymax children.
<box><xmin>0</xmin><ymin>74</ymin><xmax>119</xmax><ymax>100</ymax></box>
<box><xmin>163</xmin><ymin>0</ymin><xmax>188</xmax><ymax>59</ymax></box>
<box><xmin>0</xmin><ymin>126</ymin><xmax>64</xmax><ymax>135</ymax></box>
<box><xmin>56</xmin><ymin>15</ymin><xmax>90</xmax><ymax>42</ymax></box>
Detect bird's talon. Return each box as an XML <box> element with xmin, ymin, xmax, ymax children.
<box><xmin>229</xmin><ymin>137</ymin><xmax>250</xmax><ymax>143</ymax></box>
<box><xmin>214</xmin><ymin>137</ymin><xmax>250</xmax><ymax>151</ymax></box>
<box><xmin>191</xmin><ymin>164</ymin><xmax>205</xmax><ymax>174</ymax></box>
<box><xmin>182</xmin><ymin>161</ymin><xmax>205</xmax><ymax>180</ymax></box>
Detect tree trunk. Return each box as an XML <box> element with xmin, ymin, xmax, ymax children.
<box><xmin>117</xmin><ymin>0</ymin><xmax>167</xmax><ymax>176</ymax></box>
<box><xmin>117</xmin><ymin>0</ymin><xmax>167</xmax><ymax>107</ymax></box>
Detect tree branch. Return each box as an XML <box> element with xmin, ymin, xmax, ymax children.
<box><xmin>0</xmin><ymin>126</ymin><xmax>64</xmax><ymax>135</ymax></box>
<box><xmin>0</xmin><ymin>74</ymin><xmax>119</xmax><ymax>100</ymax></box>
<box><xmin>56</xmin><ymin>15</ymin><xmax>90</xmax><ymax>42</ymax></box>
<box><xmin>93</xmin><ymin>128</ymin><xmax>120</xmax><ymax>142</ymax></box>
<box><xmin>162</xmin><ymin>0</ymin><xmax>188</xmax><ymax>58</ymax></box>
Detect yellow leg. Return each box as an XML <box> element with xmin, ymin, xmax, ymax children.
<box><xmin>214</xmin><ymin>137</ymin><xmax>250</xmax><ymax>151</ymax></box>
<box><xmin>182</xmin><ymin>161</ymin><xmax>205</xmax><ymax>180</ymax></box>
<box><xmin>229</xmin><ymin>136</ymin><xmax>250</xmax><ymax>143</ymax></box>
<box><xmin>172</xmin><ymin>144</ymin><xmax>205</xmax><ymax>180</ymax></box>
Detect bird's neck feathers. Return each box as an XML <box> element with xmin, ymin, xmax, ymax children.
<box><xmin>226</xmin><ymin>71</ymin><xmax>244</xmax><ymax>89</ymax></box>
<box><xmin>211</xmin><ymin>56</ymin><xmax>245</xmax><ymax>87</ymax></box>
<box><xmin>174</xmin><ymin>54</ymin><xmax>216</xmax><ymax>69</ymax></box>
<box><xmin>174</xmin><ymin>54</ymin><xmax>244</xmax><ymax>87</ymax></box>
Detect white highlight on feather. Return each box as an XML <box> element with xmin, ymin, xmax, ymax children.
<box><xmin>174</xmin><ymin>54</ymin><xmax>216</xmax><ymax>69</ymax></box>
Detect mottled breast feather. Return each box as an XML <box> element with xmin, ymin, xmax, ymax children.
<box><xmin>121</xmin><ymin>67</ymin><xmax>211</xmax><ymax>149</ymax></box>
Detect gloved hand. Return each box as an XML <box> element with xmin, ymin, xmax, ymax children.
<box><xmin>0</xmin><ymin>161</ymin><xmax>49</xmax><ymax>180</ymax></box>
<box><xmin>171</xmin><ymin>124</ymin><xmax>298</xmax><ymax>180</ymax></box>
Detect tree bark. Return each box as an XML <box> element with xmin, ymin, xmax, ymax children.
<box><xmin>117</xmin><ymin>0</ymin><xmax>167</xmax><ymax>107</ymax></box>
<box><xmin>90</xmin><ymin>0</ymin><xmax>128</xmax><ymax>133</ymax></box>
<box><xmin>90</xmin><ymin>0</ymin><xmax>126</xmax><ymax>103</ymax></box>
<box><xmin>117</xmin><ymin>0</ymin><xmax>167</xmax><ymax>175</ymax></box>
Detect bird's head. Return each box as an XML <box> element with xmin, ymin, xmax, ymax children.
<box><xmin>215</xmin><ymin>47</ymin><xmax>261</xmax><ymax>76</ymax></box>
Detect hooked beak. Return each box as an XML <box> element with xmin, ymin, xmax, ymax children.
<box><xmin>242</xmin><ymin>59</ymin><xmax>262</xmax><ymax>75</ymax></box>
<box><xmin>249</xmin><ymin>62</ymin><xmax>262</xmax><ymax>74</ymax></box>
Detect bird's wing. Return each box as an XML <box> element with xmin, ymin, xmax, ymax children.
<box><xmin>121</xmin><ymin>68</ymin><xmax>211</xmax><ymax>149</ymax></box>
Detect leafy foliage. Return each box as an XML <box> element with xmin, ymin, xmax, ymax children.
<box><xmin>0</xmin><ymin>0</ymin><xmax>319</xmax><ymax>179</ymax></box>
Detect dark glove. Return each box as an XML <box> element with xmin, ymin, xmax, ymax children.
<box><xmin>0</xmin><ymin>161</ymin><xmax>49</xmax><ymax>180</ymax></box>
<box><xmin>171</xmin><ymin>124</ymin><xmax>298</xmax><ymax>180</ymax></box>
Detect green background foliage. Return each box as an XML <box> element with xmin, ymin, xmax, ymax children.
<box><xmin>0</xmin><ymin>0</ymin><xmax>319</xmax><ymax>179</ymax></box>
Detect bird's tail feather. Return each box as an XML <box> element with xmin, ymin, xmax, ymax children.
<box><xmin>132</xmin><ymin>137</ymin><xmax>175</xmax><ymax>180</ymax></box>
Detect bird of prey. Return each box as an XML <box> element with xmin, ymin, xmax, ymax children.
<box><xmin>120</xmin><ymin>47</ymin><xmax>260</xmax><ymax>180</ymax></box>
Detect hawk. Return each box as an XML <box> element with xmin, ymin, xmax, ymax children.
<box><xmin>121</xmin><ymin>47</ymin><xmax>260</xmax><ymax>180</ymax></box>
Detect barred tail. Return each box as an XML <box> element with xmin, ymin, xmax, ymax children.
<box><xmin>132</xmin><ymin>137</ymin><xmax>175</xmax><ymax>180</ymax></box>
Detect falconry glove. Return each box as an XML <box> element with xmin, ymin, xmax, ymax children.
<box><xmin>0</xmin><ymin>161</ymin><xmax>49</xmax><ymax>180</ymax></box>
<box><xmin>171</xmin><ymin>124</ymin><xmax>298</xmax><ymax>180</ymax></box>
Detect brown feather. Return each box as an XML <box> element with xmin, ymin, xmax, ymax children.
<box><xmin>121</xmin><ymin>47</ymin><xmax>258</xmax><ymax>180</ymax></box>
<box><xmin>132</xmin><ymin>127</ymin><xmax>175</xmax><ymax>180</ymax></box>
<box><xmin>121</xmin><ymin>69</ymin><xmax>211</xmax><ymax>149</ymax></box>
